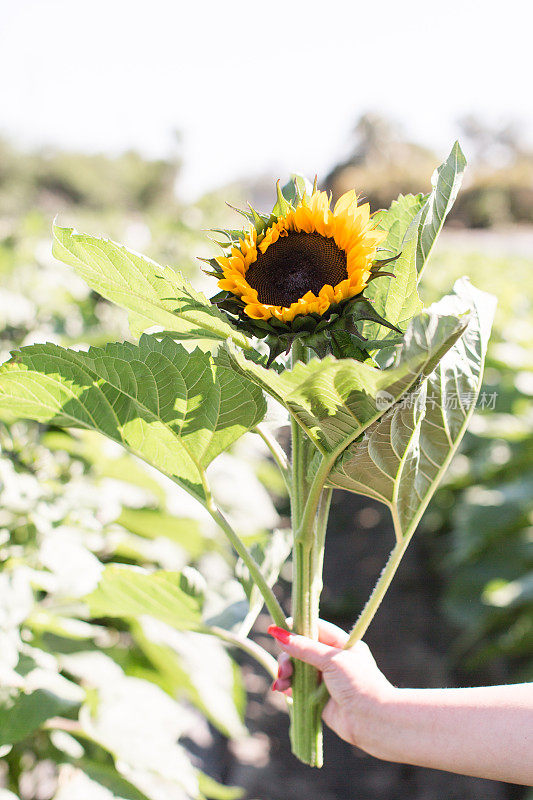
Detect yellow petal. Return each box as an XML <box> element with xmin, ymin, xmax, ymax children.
<box><xmin>318</xmin><ymin>284</ymin><xmax>335</xmax><ymax>301</ymax></box>
<box><xmin>355</xmin><ymin>202</ymin><xmax>370</xmax><ymax>226</ymax></box>
<box><xmin>292</xmin><ymin>205</ymin><xmax>315</xmax><ymax>233</ymax></box>
<box><xmin>309</xmin><ymin>190</ymin><xmax>330</xmax><ymax>215</ymax></box>
<box><xmin>240</xmin><ymin>289</ymin><xmax>259</xmax><ymax>303</ymax></box>
<box><xmin>334</xmin><ymin>189</ymin><xmax>358</xmax><ymax>216</ymax></box>
<box><xmin>245</xmin><ymin>303</ymin><xmax>272</xmax><ymax>320</ymax></box>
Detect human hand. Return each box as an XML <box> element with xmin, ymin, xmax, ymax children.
<box><xmin>268</xmin><ymin>619</ymin><xmax>394</xmax><ymax>755</ymax></box>
<box><xmin>268</xmin><ymin>620</ymin><xmax>533</xmax><ymax>783</ymax></box>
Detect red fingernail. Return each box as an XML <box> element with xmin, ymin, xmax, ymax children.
<box><xmin>271</xmin><ymin>679</ymin><xmax>280</xmax><ymax>691</ymax></box>
<box><xmin>267</xmin><ymin>625</ymin><xmax>292</xmax><ymax>644</ymax></box>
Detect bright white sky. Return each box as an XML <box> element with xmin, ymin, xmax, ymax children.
<box><xmin>1</xmin><ymin>0</ymin><xmax>532</xmax><ymax>199</ymax></box>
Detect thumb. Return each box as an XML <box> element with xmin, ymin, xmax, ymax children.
<box><xmin>268</xmin><ymin>625</ymin><xmax>337</xmax><ymax>670</ymax></box>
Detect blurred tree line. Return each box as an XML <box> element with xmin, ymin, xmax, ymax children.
<box><xmin>1</xmin><ymin>112</ymin><xmax>532</xmax><ymax>230</ymax></box>
<box><xmin>327</xmin><ymin>113</ymin><xmax>533</xmax><ymax>228</ymax></box>
<box><xmin>0</xmin><ymin>139</ymin><xmax>180</xmax><ymax>217</ymax></box>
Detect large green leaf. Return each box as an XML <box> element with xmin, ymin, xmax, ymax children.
<box><xmin>0</xmin><ymin>688</ymin><xmax>78</xmax><ymax>746</ymax></box>
<box><xmin>373</xmin><ymin>193</ymin><xmax>426</xmax><ymax>251</ymax></box>
<box><xmin>0</xmin><ymin>335</ymin><xmax>266</xmax><ymax>502</ymax></box>
<box><xmin>136</xmin><ymin>621</ymin><xmax>247</xmax><ymax>740</ymax></box>
<box><xmin>76</xmin><ymin>664</ymin><xmax>200</xmax><ymax>799</ymax></box>
<box><xmin>87</xmin><ymin>570</ymin><xmax>248</xmax><ymax>739</ymax></box>
<box><xmin>326</xmin><ymin>279</ymin><xmax>495</xmax><ymax>539</ymax></box>
<box><xmin>365</xmin><ymin>193</ymin><xmax>426</xmax><ymax>340</ymax></box>
<box><xmin>116</xmin><ymin>508</ymin><xmax>213</xmax><ymax>559</ymax></box>
<box><xmin>226</xmin><ymin>307</ymin><xmax>468</xmax><ymax>456</ymax></box>
<box><xmin>71</xmin><ymin>759</ymin><xmax>152</xmax><ymax>800</ymax></box>
<box><xmin>86</xmin><ymin>566</ymin><xmax>204</xmax><ymax>630</ymax></box>
<box><xmin>364</xmin><ymin>142</ymin><xmax>466</xmax><ymax>341</ymax></box>
<box><xmin>52</xmin><ymin>224</ymin><xmax>251</xmax><ymax>348</ymax></box>
<box><xmin>416</xmin><ymin>141</ymin><xmax>466</xmax><ymax>278</ymax></box>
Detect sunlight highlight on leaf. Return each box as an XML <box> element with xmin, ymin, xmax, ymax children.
<box><xmin>0</xmin><ymin>336</ymin><xmax>266</xmax><ymax>502</ymax></box>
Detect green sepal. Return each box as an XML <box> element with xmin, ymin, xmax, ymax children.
<box><xmin>198</xmin><ymin>257</ymin><xmax>224</xmax><ymax>278</ymax></box>
<box><xmin>342</xmin><ymin>296</ymin><xmax>402</xmax><ymax>335</ymax></box>
<box><xmin>210</xmin><ymin>289</ymin><xmax>233</xmax><ymax>305</ymax></box>
<box><xmin>209</xmin><ymin>228</ymin><xmax>246</xmax><ymax>245</ymax></box>
<box><xmin>281</xmin><ymin>174</ymin><xmax>314</xmax><ymax>207</ymax></box>
<box><xmin>224</xmin><ymin>203</ymin><xmax>270</xmax><ymax>238</ymax></box>
<box><xmin>209</xmin><ymin>285</ymin><xmax>403</xmax><ymax>365</ymax></box>
<box><xmin>370</xmin><ymin>252</ymin><xmax>401</xmax><ymax>271</ymax></box>
<box><xmin>327</xmin><ymin>331</ymin><xmax>369</xmax><ymax>361</ymax></box>
<box><xmin>271</xmin><ymin>179</ymin><xmax>295</xmax><ymax>220</ymax></box>
<box><xmin>265</xmin><ymin>336</ymin><xmax>292</xmax><ymax>368</ymax></box>
<box><xmin>247</xmin><ymin>204</ymin><xmax>269</xmax><ymax>236</ymax></box>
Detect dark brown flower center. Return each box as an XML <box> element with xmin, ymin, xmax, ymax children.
<box><xmin>245</xmin><ymin>231</ymin><xmax>347</xmax><ymax>307</ymax></box>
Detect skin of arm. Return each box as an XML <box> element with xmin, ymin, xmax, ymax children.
<box><xmin>268</xmin><ymin>620</ymin><xmax>533</xmax><ymax>786</ymax></box>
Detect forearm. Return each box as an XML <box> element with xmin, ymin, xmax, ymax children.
<box><xmin>368</xmin><ymin>683</ymin><xmax>533</xmax><ymax>785</ymax></box>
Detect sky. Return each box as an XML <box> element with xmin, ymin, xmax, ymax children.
<box><xmin>1</xmin><ymin>0</ymin><xmax>532</xmax><ymax>199</ymax></box>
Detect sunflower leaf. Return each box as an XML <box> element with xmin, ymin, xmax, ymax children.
<box><xmin>373</xmin><ymin>192</ymin><xmax>426</xmax><ymax>251</ymax></box>
<box><xmin>65</xmin><ymin>759</ymin><xmax>152</xmax><ymax>800</ymax></box>
<box><xmin>225</xmin><ymin>304</ymin><xmax>468</xmax><ymax>456</ymax></box>
<box><xmin>0</xmin><ymin>689</ymin><xmax>79</xmax><ymax>746</ymax></box>
<box><xmin>86</xmin><ymin>566</ymin><xmax>204</xmax><ymax>630</ymax></box>
<box><xmin>325</xmin><ymin>279</ymin><xmax>495</xmax><ymax>540</ymax></box>
<box><xmin>134</xmin><ymin>623</ymin><xmax>247</xmax><ymax>740</ymax></box>
<box><xmin>52</xmin><ymin>223</ymin><xmax>251</xmax><ymax>349</ymax></box>
<box><xmin>364</xmin><ymin>193</ymin><xmax>426</xmax><ymax>342</ymax></box>
<box><xmin>416</xmin><ymin>141</ymin><xmax>467</xmax><ymax>278</ymax></box>
<box><xmin>0</xmin><ymin>336</ymin><xmax>266</xmax><ymax>503</ymax></box>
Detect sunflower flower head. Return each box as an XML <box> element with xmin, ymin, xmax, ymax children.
<box><xmin>205</xmin><ymin>176</ymin><xmax>401</xmax><ymax>364</ymax></box>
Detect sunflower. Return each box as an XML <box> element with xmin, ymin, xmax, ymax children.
<box><xmin>215</xmin><ymin>187</ymin><xmax>386</xmax><ymax>323</ymax></box>
<box><xmin>206</xmin><ymin>178</ymin><xmax>401</xmax><ymax>364</ymax></box>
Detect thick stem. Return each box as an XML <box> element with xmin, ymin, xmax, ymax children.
<box><xmin>291</xmin><ymin>536</ymin><xmax>323</xmax><ymax>765</ymax></box>
<box><xmin>289</xmin><ymin>341</ymin><xmax>328</xmax><ymax>767</ymax></box>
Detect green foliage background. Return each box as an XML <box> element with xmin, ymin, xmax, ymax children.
<box><xmin>0</xmin><ymin>145</ymin><xmax>279</xmax><ymax>800</ymax></box>
<box><xmin>0</xmin><ymin>137</ymin><xmax>531</xmax><ymax>798</ymax></box>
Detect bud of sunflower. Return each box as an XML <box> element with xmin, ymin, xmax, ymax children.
<box><xmin>203</xmin><ymin>177</ymin><xmax>402</xmax><ymax>365</ymax></box>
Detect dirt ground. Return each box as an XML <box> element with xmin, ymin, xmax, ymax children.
<box><xmin>210</xmin><ymin>491</ymin><xmax>528</xmax><ymax>800</ymax></box>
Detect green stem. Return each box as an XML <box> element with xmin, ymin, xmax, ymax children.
<box><xmin>291</xmin><ymin>537</ymin><xmax>323</xmax><ymax>766</ymax></box>
<box><xmin>208</xmin><ymin>626</ymin><xmax>279</xmax><ymax>679</ymax></box>
<box><xmin>313</xmin><ymin>488</ymin><xmax>332</xmax><ymax>596</ymax></box>
<box><xmin>296</xmin><ymin>452</ymin><xmax>336</xmax><ymax>544</ymax></box>
<box><xmin>205</xmin><ymin>497</ymin><xmax>286</xmax><ymax>629</ymax></box>
<box><xmin>345</xmin><ymin>537</ymin><xmax>409</xmax><ymax>647</ymax></box>
<box><xmin>289</xmin><ymin>341</ymin><xmax>329</xmax><ymax>767</ymax></box>
<box><xmin>255</xmin><ymin>423</ymin><xmax>291</xmax><ymax>492</ymax></box>
<box><xmin>314</xmin><ymin>535</ymin><xmax>411</xmax><ymax>712</ymax></box>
